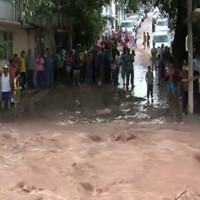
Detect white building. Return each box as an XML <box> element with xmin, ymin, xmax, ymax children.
<box><xmin>102</xmin><ymin>0</ymin><xmax>126</xmax><ymax>36</ymax></box>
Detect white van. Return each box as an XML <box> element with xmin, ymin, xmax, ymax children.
<box><xmin>152</xmin><ymin>31</ymin><xmax>172</xmax><ymax>49</ymax></box>
<box><xmin>120</xmin><ymin>20</ymin><xmax>136</xmax><ymax>33</ymax></box>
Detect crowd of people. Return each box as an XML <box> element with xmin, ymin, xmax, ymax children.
<box><xmin>1</xmin><ymin>23</ymin><xmax>200</xmax><ymax>118</ymax></box>
<box><xmin>150</xmin><ymin>42</ymin><xmax>200</xmax><ymax>115</ymax></box>
<box><xmin>0</xmin><ymin>33</ymin><xmax>138</xmax><ymax>115</ymax></box>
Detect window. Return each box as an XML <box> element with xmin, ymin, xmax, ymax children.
<box><xmin>157</xmin><ymin>21</ymin><xmax>168</xmax><ymax>26</ymax></box>
<box><xmin>0</xmin><ymin>32</ymin><xmax>13</xmax><ymax>60</ymax></box>
<box><xmin>121</xmin><ymin>22</ymin><xmax>133</xmax><ymax>28</ymax></box>
<box><xmin>153</xmin><ymin>35</ymin><xmax>169</xmax><ymax>43</ymax></box>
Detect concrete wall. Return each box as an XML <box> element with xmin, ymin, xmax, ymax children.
<box><xmin>13</xmin><ymin>28</ymin><xmax>35</xmax><ymax>56</ymax></box>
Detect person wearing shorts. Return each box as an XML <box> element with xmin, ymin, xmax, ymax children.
<box><xmin>1</xmin><ymin>65</ymin><xmax>11</xmax><ymax>111</ymax></box>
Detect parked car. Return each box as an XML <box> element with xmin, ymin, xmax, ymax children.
<box><xmin>138</xmin><ymin>10</ymin><xmax>145</xmax><ymax>22</ymax></box>
<box><xmin>152</xmin><ymin>31</ymin><xmax>172</xmax><ymax>49</ymax></box>
<box><xmin>132</xmin><ymin>15</ymin><xmax>142</xmax><ymax>29</ymax></box>
<box><xmin>153</xmin><ymin>7</ymin><xmax>160</xmax><ymax>21</ymax></box>
<box><xmin>155</xmin><ymin>19</ymin><xmax>169</xmax><ymax>32</ymax></box>
<box><xmin>126</xmin><ymin>14</ymin><xmax>141</xmax><ymax>29</ymax></box>
<box><xmin>120</xmin><ymin>20</ymin><xmax>136</xmax><ymax>33</ymax></box>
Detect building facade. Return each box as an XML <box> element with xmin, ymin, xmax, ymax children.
<box><xmin>101</xmin><ymin>0</ymin><xmax>126</xmax><ymax>36</ymax></box>
<box><xmin>0</xmin><ymin>0</ymin><xmax>35</xmax><ymax>64</ymax></box>
<box><xmin>0</xmin><ymin>0</ymin><xmax>70</xmax><ymax>69</ymax></box>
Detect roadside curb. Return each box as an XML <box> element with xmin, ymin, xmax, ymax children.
<box><xmin>30</xmin><ymin>88</ymin><xmax>52</xmax><ymax>104</ymax></box>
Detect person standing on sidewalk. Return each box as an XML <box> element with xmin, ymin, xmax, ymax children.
<box><xmin>121</xmin><ymin>47</ymin><xmax>128</xmax><ymax>87</ymax></box>
<box><xmin>1</xmin><ymin>65</ymin><xmax>11</xmax><ymax>111</ymax></box>
<box><xmin>113</xmin><ymin>50</ymin><xmax>120</xmax><ymax>86</ymax></box>
<box><xmin>126</xmin><ymin>48</ymin><xmax>134</xmax><ymax>89</ymax></box>
<box><xmin>26</xmin><ymin>49</ymin><xmax>35</xmax><ymax>89</ymax></box>
<box><xmin>147</xmin><ymin>32</ymin><xmax>150</xmax><ymax>49</ymax></box>
<box><xmin>143</xmin><ymin>32</ymin><xmax>147</xmax><ymax>50</ymax></box>
<box><xmin>151</xmin><ymin>43</ymin><xmax>158</xmax><ymax>71</ymax></box>
<box><xmin>46</xmin><ymin>51</ymin><xmax>54</xmax><ymax>88</ymax></box>
<box><xmin>36</xmin><ymin>53</ymin><xmax>45</xmax><ymax>88</ymax></box>
<box><xmin>145</xmin><ymin>66</ymin><xmax>154</xmax><ymax>102</ymax></box>
<box><xmin>179</xmin><ymin>63</ymin><xmax>189</xmax><ymax>114</ymax></box>
<box><xmin>20</xmin><ymin>51</ymin><xmax>27</xmax><ymax>90</ymax></box>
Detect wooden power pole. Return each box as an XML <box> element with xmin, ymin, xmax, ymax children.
<box><xmin>188</xmin><ymin>0</ymin><xmax>193</xmax><ymax>114</ymax></box>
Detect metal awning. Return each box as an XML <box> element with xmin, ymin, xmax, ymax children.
<box><xmin>193</xmin><ymin>8</ymin><xmax>200</xmax><ymax>18</ymax></box>
<box><xmin>0</xmin><ymin>18</ymin><xmax>33</xmax><ymax>29</ymax></box>
<box><xmin>102</xmin><ymin>14</ymin><xmax>118</xmax><ymax>21</ymax></box>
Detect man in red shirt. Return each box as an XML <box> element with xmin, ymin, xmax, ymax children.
<box><xmin>179</xmin><ymin>64</ymin><xmax>189</xmax><ymax>114</ymax></box>
<box><xmin>143</xmin><ymin>32</ymin><xmax>147</xmax><ymax>49</ymax></box>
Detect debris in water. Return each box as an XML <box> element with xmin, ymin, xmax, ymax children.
<box><xmin>88</xmin><ymin>135</ymin><xmax>102</xmax><ymax>142</ymax></box>
<box><xmin>121</xmin><ymin>108</ymin><xmax>131</xmax><ymax>113</ymax></box>
<box><xmin>80</xmin><ymin>182</ymin><xmax>94</xmax><ymax>192</ymax></box>
<box><xmin>133</xmin><ymin>112</ymin><xmax>150</xmax><ymax>120</ymax></box>
<box><xmin>97</xmin><ymin>108</ymin><xmax>111</xmax><ymax>115</ymax></box>
<box><xmin>75</xmin><ymin>100</ymin><xmax>81</xmax><ymax>107</ymax></box>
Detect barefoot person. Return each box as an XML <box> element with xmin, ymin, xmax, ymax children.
<box><xmin>13</xmin><ymin>70</ymin><xmax>21</xmax><ymax>118</ymax></box>
<box><xmin>1</xmin><ymin>64</ymin><xmax>11</xmax><ymax>111</ymax></box>
<box><xmin>145</xmin><ymin>66</ymin><xmax>154</xmax><ymax>102</ymax></box>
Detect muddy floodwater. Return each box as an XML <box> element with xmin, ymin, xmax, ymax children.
<box><xmin>0</xmin><ymin>122</ymin><xmax>200</xmax><ymax>200</ymax></box>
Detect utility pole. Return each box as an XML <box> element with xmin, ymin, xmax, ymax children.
<box><xmin>188</xmin><ymin>0</ymin><xmax>193</xmax><ymax>114</ymax></box>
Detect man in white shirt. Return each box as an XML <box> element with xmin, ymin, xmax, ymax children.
<box><xmin>1</xmin><ymin>64</ymin><xmax>11</xmax><ymax>111</ymax></box>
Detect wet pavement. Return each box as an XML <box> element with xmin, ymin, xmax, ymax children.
<box><xmin>0</xmin><ymin>13</ymin><xmax>169</xmax><ymax>125</ymax></box>
<box><xmin>118</xmin><ymin>13</ymin><xmax>167</xmax><ymax>107</ymax></box>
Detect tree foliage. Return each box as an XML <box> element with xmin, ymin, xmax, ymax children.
<box><xmin>156</xmin><ymin>0</ymin><xmax>188</xmax><ymax>67</ymax></box>
<box><xmin>19</xmin><ymin>0</ymin><xmax>127</xmax><ymax>47</ymax></box>
<box><xmin>128</xmin><ymin>0</ymin><xmax>141</xmax><ymax>12</ymax></box>
<box><xmin>20</xmin><ymin>0</ymin><xmax>127</xmax><ymax>20</ymax></box>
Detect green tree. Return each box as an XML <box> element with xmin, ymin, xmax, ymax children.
<box><xmin>20</xmin><ymin>0</ymin><xmax>127</xmax><ymax>49</ymax></box>
<box><xmin>154</xmin><ymin>0</ymin><xmax>187</xmax><ymax>69</ymax></box>
<box><xmin>20</xmin><ymin>0</ymin><xmax>127</xmax><ymax>21</ymax></box>
<box><xmin>73</xmin><ymin>9</ymin><xmax>107</xmax><ymax>45</ymax></box>
<box><xmin>128</xmin><ymin>0</ymin><xmax>141</xmax><ymax>12</ymax></box>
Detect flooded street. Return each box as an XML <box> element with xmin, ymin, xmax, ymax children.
<box><xmin>118</xmin><ymin>13</ymin><xmax>167</xmax><ymax>106</ymax></box>
<box><xmin>1</xmin><ymin>13</ymin><xmax>200</xmax><ymax>200</ymax></box>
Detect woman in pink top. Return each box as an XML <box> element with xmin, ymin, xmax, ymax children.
<box><xmin>36</xmin><ymin>53</ymin><xmax>45</xmax><ymax>88</ymax></box>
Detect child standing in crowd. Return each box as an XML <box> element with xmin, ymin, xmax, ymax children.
<box><xmin>13</xmin><ymin>70</ymin><xmax>21</xmax><ymax>118</ymax></box>
<box><xmin>145</xmin><ymin>66</ymin><xmax>154</xmax><ymax>102</ymax></box>
<box><xmin>20</xmin><ymin>50</ymin><xmax>27</xmax><ymax>90</ymax></box>
<box><xmin>26</xmin><ymin>49</ymin><xmax>35</xmax><ymax>89</ymax></box>
<box><xmin>111</xmin><ymin>59</ymin><xmax>117</xmax><ymax>85</ymax></box>
<box><xmin>113</xmin><ymin>51</ymin><xmax>120</xmax><ymax>86</ymax></box>
<box><xmin>1</xmin><ymin>65</ymin><xmax>11</xmax><ymax>111</ymax></box>
<box><xmin>121</xmin><ymin>47</ymin><xmax>128</xmax><ymax>86</ymax></box>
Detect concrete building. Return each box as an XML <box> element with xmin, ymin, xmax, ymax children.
<box><xmin>102</xmin><ymin>0</ymin><xmax>126</xmax><ymax>36</ymax></box>
<box><xmin>0</xmin><ymin>0</ymin><xmax>70</xmax><ymax>69</ymax></box>
<box><xmin>0</xmin><ymin>0</ymin><xmax>34</xmax><ymax>66</ymax></box>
